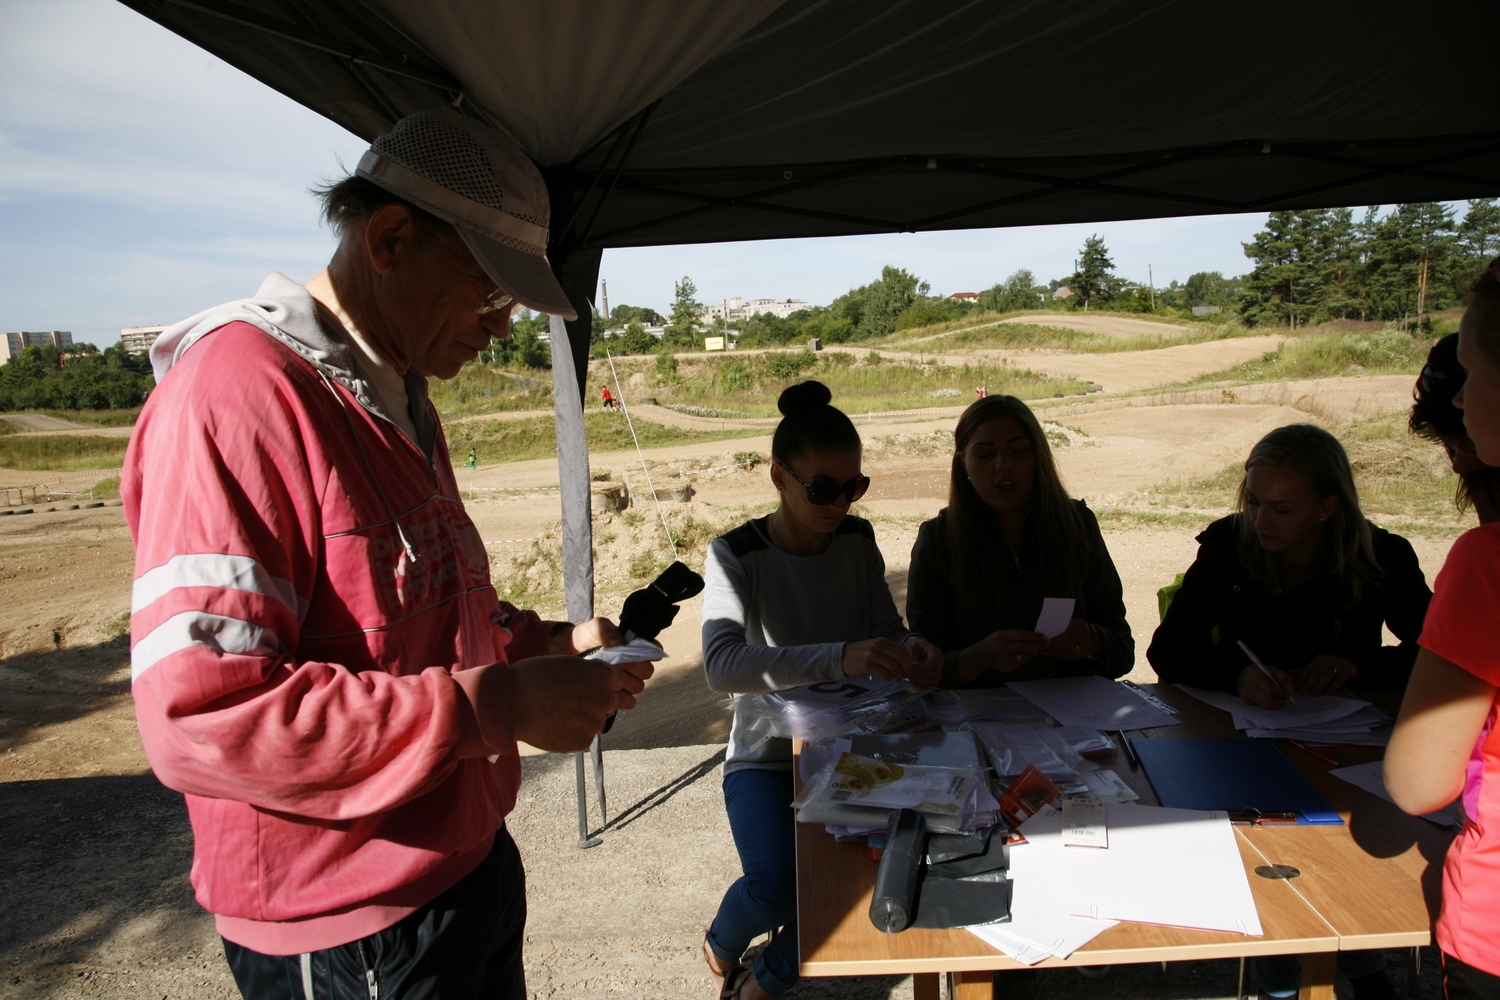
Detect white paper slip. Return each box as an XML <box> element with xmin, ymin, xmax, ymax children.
<box><xmin>1067</xmin><ymin>802</ymin><xmax>1263</xmax><ymax>936</ymax></box>
<box><xmin>967</xmin><ymin>806</ymin><xmax>1118</xmax><ymax>963</ymax></box>
<box><xmin>1177</xmin><ymin>685</ymin><xmax>1371</xmax><ymax>730</ymax></box>
<box><xmin>1330</xmin><ymin>760</ymin><xmax>1461</xmax><ymax>827</ymax></box>
<box><xmin>1081</xmin><ymin>768</ymin><xmax>1140</xmax><ymax>803</ymax></box>
<box><xmin>1035</xmin><ymin>597</ymin><xmax>1076</xmax><ymax>639</ymax></box>
<box><xmin>585</xmin><ymin>637</ymin><xmax>669</xmax><ymax>664</ymax></box>
<box><xmin>1062</xmin><ymin>798</ymin><xmax>1108</xmax><ymax>848</ymax></box>
<box><xmin>1009</xmin><ymin>676</ymin><xmax>1181</xmax><ymax>730</ymax></box>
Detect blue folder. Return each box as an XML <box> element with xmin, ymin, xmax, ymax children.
<box><xmin>1133</xmin><ymin>737</ymin><xmax>1344</xmax><ymax>825</ymax></box>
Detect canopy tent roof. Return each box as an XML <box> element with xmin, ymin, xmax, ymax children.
<box><xmin>122</xmin><ymin>0</ymin><xmax>1500</xmax><ymax>256</ymax></box>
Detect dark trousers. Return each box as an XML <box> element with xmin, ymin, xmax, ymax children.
<box><xmin>223</xmin><ymin>828</ymin><xmax>526</xmax><ymax>1000</ymax></box>
<box><xmin>707</xmin><ymin>769</ymin><xmax>799</xmax><ymax>996</ymax></box>
<box><xmin>1445</xmin><ymin>953</ymin><xmax>1500</xmax><ymax>1000</ymax></box>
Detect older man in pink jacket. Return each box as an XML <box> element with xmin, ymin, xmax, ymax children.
<box><xmin>124</xmin><ymin>110</ymin><xmax>648</xmax><ymax>1000</ymax></box>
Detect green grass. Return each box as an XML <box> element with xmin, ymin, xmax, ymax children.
<box><xmin>594</xmin><ymin>350</ymin><xmax>1089</xmax><ymax>418</ymax></box>
<box><xmin>1180</xmin><ymin>329</ymin><xmax>1426</xmax><ymax>387</ymax></box>
<box><xmin>428</xmin><ymin>365</ymin><xmax>553</xmax><ymax>417</ymax></box>
<box><xmin>83</xmin><ymin>475</ymin><xmax>121</xmax><ymax>500</ymax></box>
<box><xmin>32</xmin><ymin>408</ymin><xmax>142</xmax><ymax>427</ymax></box>
<box><xmin>901</xmin><ymin>321</ymin><xmax>1252</xmax><ymax>355</ymax></box>
<box><xmin>444</xmin><ymin>412</ymin><xmax>765</xmax><ymax>465</ymax></box>
<box><xmin>0</xmin><ymin>435</ymin><xmax>129</xmax><ymax>471</ymax></box>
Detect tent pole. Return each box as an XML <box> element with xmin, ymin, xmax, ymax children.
<box><xmin>546</xmin><ymin>249</ymin><xmax>603</xmax><ymax>846</ymax></box>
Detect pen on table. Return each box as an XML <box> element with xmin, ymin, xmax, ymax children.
<box><xmin>1237</xmin><ymin>640</ymin><xmax>1293</xmax><ymax>702</ymax></box>
<box><xmin>1118</xmin><ymin>730</ymin><xmax>1141</xmax><ymax>768</ymax></box>
<box><xmin>1285</xmin><ymin>739</ymin><xmax>1341</xmax><ymax>768</ymax></box>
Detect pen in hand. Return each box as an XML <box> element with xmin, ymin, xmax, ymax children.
<box><xmin>1238</xmin><ymin>640</ymin><xmax>1293</xmax><ymax>703</ymax></box>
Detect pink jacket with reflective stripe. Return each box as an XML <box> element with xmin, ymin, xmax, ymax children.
<box><xmin>125</xmin><ymin>275</ymin><xmax>551</xmax><ymax>954</ymax></box>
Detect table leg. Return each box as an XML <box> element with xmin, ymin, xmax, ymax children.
<box><xmin>912</xmin><ymin>972</ymin><xmax>941</xmax><ymax>1000</ymax></box>
<box><xmin>1297</xmin><ymin>952</ymin><xmax>1336</xmax><ymax>1000</ymax></box>
<box><xmin>953</xmin><ymin>970</ymin><xmax>994</xmax><ymax>998</ymax></box>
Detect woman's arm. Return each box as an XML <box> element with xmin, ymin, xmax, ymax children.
<box><xmin>1359</xmin><ymin>534</ymin><xmax>1432</xmax><ymax>688</ymax></box>
<box><xmin>1065</xmin><ymin>510</ymin><xmax>1133</xmax><ymax>679</ymax></box>
<box><xmin>1147</xmin><ymin>536</ymin><xmax>1251</xmax><ymax>692</ymax></box>
<box><xmin>700</xmin><ymin>538</ymin><xmax>847</xmax><ymax>693</ymax></box>
<box><xmin>1386</xmin><ymin>647</ymin><xmax>1496</xmax><ymax>815</ymax></box>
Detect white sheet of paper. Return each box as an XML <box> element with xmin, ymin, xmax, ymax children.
<box><xmin>1035</xmin><ymin>597</ymin><xmax>1076</xmax><ymax>639</ymax></box>
<box><xmin>1008</xmin><ymin>676</ymin><xmax>1181</xmax><ymax>730</ymax></box>
<box><xmin>1177</xmin><ymin>684</ymin><xmax>1372</xmax><ymax>730</ymax></box>
<box><xmin>1066</xmin><ymin>802</ymin><xmax>1263</xmax><ymax>935</ymax></box>
<box><xmin>1231</xmin><ymin>704</ymin><xmax>1390</xmax><ymax>734</ymax></box>
<box><xmin>966</xmin><ymin>807</ymin><xmax>1118</xmax><ymax>963</ymax></box>
<box><xmin>585</xmin><ymin>637</ymin><xmax>669</xmax><ymax>664</ymax></box>
<box><xmin>1330</xmin><ymin>760</ymin><xmax>1461</xmax><ymax>827</ymax></box>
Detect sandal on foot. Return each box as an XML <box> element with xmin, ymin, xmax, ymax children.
<box><xmin>703</xmin><ymin>936</ymin><xmax>741</xmax><ymax>986</ymax></box>
<box><xmin>720</xmin><ymin>967</ymin><xmax>758</xmax><ymax>1000</ymax></box>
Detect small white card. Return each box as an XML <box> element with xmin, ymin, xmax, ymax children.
<box><xmin>1061</xmin><ymin>797</ymin><xmax>1108</xmax><ymax>849</ymax></box>
<box><xmin>585</xmin><ymin>637</ymin><xmax>669</xmax><ymax>664</ymax></box>
<box><xmin>1035</xmin><ymin>597</ymin><xmax>1076</xmax><ymax>639</ymax></box>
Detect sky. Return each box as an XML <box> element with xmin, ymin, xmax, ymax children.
<box><xmin>0</xmin><ymin>0</ymin><xmax>1274</xmax><ymax>346</ymax></box>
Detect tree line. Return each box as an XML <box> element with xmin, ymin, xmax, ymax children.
<box><xmin>0</xmin><ymin>343</ymin><xmax>155</xmax><ymax>412</ymax></box>
<box><xmin>469</xmin><ymin>197</ymin><xmax>1500</xmax><ymax>367</ymax></box>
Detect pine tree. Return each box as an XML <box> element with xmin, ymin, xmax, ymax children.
<box><xmin>1458</xmin><ymin>198</ymin><xmax>1500</xmax><ymax>281</ymax></box>
<box><xmin>1073</xmin><ymin>235</ymin><xmax>1115</xmax><ymax>311</ymax></box>
<box><xmin>663</xmin><ymin>276</ymin><xmax>703</xmax><ymax>349</ymax></box>
<box><xmin>1364</xmin><ymin>203</ymin><xmax>1456</xmax><ymax>328</ymax></box>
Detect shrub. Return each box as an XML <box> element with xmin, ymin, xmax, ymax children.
<box><xmin>765</xmin><ymin>351</ymin><xmax>818</xmax><ymax>379</ymax></box>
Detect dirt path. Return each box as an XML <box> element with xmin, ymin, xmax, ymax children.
<box><xmin>0</xmin><ymin>414</ymin><xmax>88</xmax><ymax>431</ymax></box>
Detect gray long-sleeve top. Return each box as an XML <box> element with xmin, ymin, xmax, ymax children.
<box><xmin>702</xmin><ymin>515</ymin><xmax>912</xmax><ymax>773</ymax></box>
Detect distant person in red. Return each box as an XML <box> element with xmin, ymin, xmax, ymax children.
<box><xmin>123</xmin><ymin>110</ymin><xmax>653</xmax><ymax>1000</ymax></box>
<box><xmin>602</xmin><ymin>386</ymin><xmax>616</xmax><ymax>410</ymax></box>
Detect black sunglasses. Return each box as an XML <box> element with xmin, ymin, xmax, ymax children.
<box><xmin>775</xmin><ymin>459</ymin><xmax>870</xmax><ymax>506</ymax></box>
<box><xmin>1420</xmin><ymin>361</ymin><xmax>1465</xmax><ymax>400</ymax></box>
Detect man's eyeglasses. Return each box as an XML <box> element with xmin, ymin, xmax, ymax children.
<box><xmin>475</xmin><ymin>286</ymin><xmax>516</xmax><ymax>317</ymax></box>
<box><xmin>775</xmin><ymin>459</ymin><xmax>870</xmax><ymax>506</ymax></box>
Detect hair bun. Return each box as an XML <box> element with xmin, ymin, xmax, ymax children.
<box><xmin>777</xmin><ymin>380</ymin><xmax>833</xmax><ymax>417</ymax></box>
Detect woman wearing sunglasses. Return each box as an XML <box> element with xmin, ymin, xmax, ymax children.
<box><xmin>906</xmin><ymin>394</ymin><xmax>1133</xmax><ymax>686</ymax></box>
<box><xmin>700</xmin><ymin>380</ymin><xmax>942</xmax><ymax>1000</ymax></box>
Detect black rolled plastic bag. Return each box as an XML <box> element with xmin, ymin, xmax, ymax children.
<box><xmin>870</xmin><ymin>808</ymin><xmax>926</xmax><ymax>933</ymax></box>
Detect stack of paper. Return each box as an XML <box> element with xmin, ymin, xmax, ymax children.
<box><xmin>967</xmin><ymin>801</ymin><xmax>1260</xmax><ymax>964</ymax></box>
<box><xmin>1177</xmin><ymin>685</ymin><xmax>1393</xmax><ymax>746</ymax></box>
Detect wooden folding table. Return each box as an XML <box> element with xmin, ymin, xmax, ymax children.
<box><xmin>795</xmin><ymin>683</ymin><xmax>1452</xmax><ymax>1000</ymax></box>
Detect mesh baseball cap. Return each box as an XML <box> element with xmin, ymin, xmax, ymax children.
<box><xmin>356</xmin><ymin>109</ymin><xmax>577</xmax><ymax>320</ymax></box>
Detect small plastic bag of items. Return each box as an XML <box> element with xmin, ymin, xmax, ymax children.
<box><xmin>795</xmin><ymin>731</ymin><xmax>1000</xmax><ymax>835</ymax></box>
<box><xmin>963</xmin><ymin>721</ymin><xmax>1096</xmax><ymax>793</ymax></box>
<box><xmin>736</xmin><ymin>678</ymin><xmax>928</xmax><ymax>749</ymax></box>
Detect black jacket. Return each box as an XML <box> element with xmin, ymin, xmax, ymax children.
<box><xmin>1147</xmin><ymin>514</ymin><xmax>1431</xmax><ymax>693</ymax></box>
<box><xmin>906</xmin><ymin>502</ymin><xmax>1134</xmax><ymax>688</ymax></box>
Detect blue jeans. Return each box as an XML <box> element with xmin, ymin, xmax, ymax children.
<box><xmin>707</xmin><ymin>769</ymin><xmax>799</xmax><ymax>996</ymax></box>
<box><xmin>1255</xmin><ymin>950</ymin><xmax>1386</xmax><ymax>997</ymax></box>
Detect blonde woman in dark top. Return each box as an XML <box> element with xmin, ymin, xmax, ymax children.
<box><xmin>906</xmin><ymin>395</ymin><xmax>1133</xmax><ymax>686</ymax></box>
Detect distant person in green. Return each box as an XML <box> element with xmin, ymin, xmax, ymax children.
<box><xmin>466</xmin><ymin>447</ymin><xmax>477</xmax><ymax>469</ymax></box>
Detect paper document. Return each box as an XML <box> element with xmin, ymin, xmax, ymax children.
<box><xmin>1246</xmin><ymin>727</ymin><xmax>1392</xmax><ymax>747</ymax></box>
<box><xmin>1330</xmin><ymin>760</ymin><xmax>1461</xmax><ymax>827</ymax></box>
<box><xmin>1177</xmin><ymin>685</ymin><xmax>1372</xmax><ymax>730</ymax></box>
<box><xmin>966</xmin><ymin>807</ymin><xmax>1118</xmax><ymax>963</ymax></box>
<box><xmin>586</xmin><ymin>637</ymin><xmax>669</xmax><ymax>664</ymax></box>
<box><xmin>1035</xmin><ymin>597</ymin><xmax>1075</xmax><ymax>639</ymax></box>
<box><xmin>1066</xmin><ymin>802</ymin><xmax>1263</xmax><ymax>935</ymax></box>
<box><xmin>1009</xmin><ymin>676</ymin><xmax>1181</xmax><ymax>730</ymax></box>
<box><xmin>1062</xmin><ymin>798</ymin><xmax>1108</xmax><ymax>848</ymax></box>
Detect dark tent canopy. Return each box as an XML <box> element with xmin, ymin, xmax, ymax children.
<box><xmin>122</xmin><ymin>0</ymin><xmax>1500</xmax><ymax>347</ymax></box>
